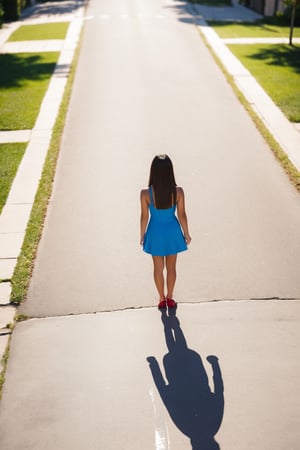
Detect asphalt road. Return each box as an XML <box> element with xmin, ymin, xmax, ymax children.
<box><xmin>18</xmin><ymin>0</ymin><xmax>300</xmax><ymax>319</ymax></box>
<box><xmin>1</xmin><ymin>1</ymin><xmax>300</xmax><ymax>449</ymax></box>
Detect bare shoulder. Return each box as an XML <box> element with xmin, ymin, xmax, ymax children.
<box><xmin>140</xmin><ymin>188</ymin><xmax>150</xmax><ymax>202</ymax></box>
<box><xmin>141</xmin><ymin>188</ymin><xmax>149</xmax><ymax>197</ymax></box>
<box><xmin>176</xmin><ymin>186</ymin><xmax>185</xmax><ymax>198</ymax></box>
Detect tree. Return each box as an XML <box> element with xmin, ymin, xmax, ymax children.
<box><xmin>284</xmin><ymin>0</ymin><xmax>300</xmax><ymax>45</ymax></box>
<box><xmin>289</xmin><ymin>0</ymin><xmax>298</xmax><ymax>45</ymax></box>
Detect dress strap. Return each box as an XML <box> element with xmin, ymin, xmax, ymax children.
<box><xmin>149</xmin><ymin>186</ymin><xmax>154</xmax><ymax>205</ymax></box>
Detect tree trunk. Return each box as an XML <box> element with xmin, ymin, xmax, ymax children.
<box><xmin>289</xmin><ymin>1</ymin><xmax>296</xmax><ymax>45</ymax></box>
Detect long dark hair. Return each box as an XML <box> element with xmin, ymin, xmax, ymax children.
<box><xmin>148</xmin><ymin>155</ymin><xmax>177</xmax><ymax>209</ymax></box>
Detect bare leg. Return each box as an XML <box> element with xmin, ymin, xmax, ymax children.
<box><xmin>152</xmin><ymin>256</ymin><xmax>165</xmax><ymax>300</ymax></box>
<box><xmin>166</xmin><ymin>254</ymin><xmax>177</xmax><ymax>299</ymax></box>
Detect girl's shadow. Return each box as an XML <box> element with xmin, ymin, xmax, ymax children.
<box><xmin>147</xmin><ymin>309</ymin><xmax>224</xmax><ymax>450</ymax></box>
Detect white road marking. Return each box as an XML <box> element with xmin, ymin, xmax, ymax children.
<box><xmin>96</xmin><ymin>13</ymin><xmax>168</xmax><ymax>20</ymax></box>
<box><xmin>149</xmin><ymin>387</ymin><xmax>170</xmax><ymax>450</ymax></box>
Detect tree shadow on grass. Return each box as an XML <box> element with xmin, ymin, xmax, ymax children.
<box><xmin>245</xmin><ymin>44</ymin><xmax>300</xmax><ymax>74</ymax></box>
<box><xmin>0</xmin><ymin>53</ymin><xmax>57</xmax><ymax>88</ymax></box>
<box><xmin>147</xmin><ymin>309</ymin><xmax>224</xmax><ymax>449</ymax></box>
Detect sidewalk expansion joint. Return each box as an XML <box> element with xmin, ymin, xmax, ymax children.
<box><xmin>210</xmin><ymin>296</ymin><xmax>300</xmax><ymax>302</ymax></box>
<box><xmin>249</xmin><ymin>296</ymin><xmax>300</xmax><ymax>301</ymax></box>
<box><xmin>13</xmin><ymin>298</ymin><xmax>300</xmax><ymax>322</ymax></box>
<box><xmin>0</xmin><ymin>329</ymin><xmax>12</xmax><ymax>336</ymax></box>
<box><xmin>14</xmin><ymin>305</ymin><xmax>156</xmax><ymax>321</ymax></box>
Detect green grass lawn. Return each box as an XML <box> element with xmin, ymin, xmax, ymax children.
<box><xmin>228</xmin><ymin>43</ymin><xmax>300</xmax><ymax>122</ymax></box>
<box><xmin>209</xmin><ymin>20</ymin><xmax>300</xmax><ymax>38</ymax></box>
<box><xmin>8</xmin><ymin>22</ymin><xmax>69</xmax><ymax>41</ymax></box>
<box><xmin>0</xmin><ymin>52</ymin><xmax>59</xmax><ymax>130</ymax></box>
<box><xmin>0</xmin><ymin>143</ymin><xmax>27</xmax><ymax>213</ymax></box>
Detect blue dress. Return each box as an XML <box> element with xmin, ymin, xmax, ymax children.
<box><xmin>143</xmin><ymin>187</ymin><xmax>188</xmax><ymax>257</ymax></box>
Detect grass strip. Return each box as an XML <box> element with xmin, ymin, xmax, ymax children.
<box><xmin>0</xmin><ymin>143</ymin><xmax>27</xmax><ymax>213</ymax></box>
<box><xmin>198</xmin><ymin>28</ymin><xmax>300</xmax><ymax>192</ymax></box>
<box><xmin>10</xmin><ymin>36</ymin><xmax>81</xmax><ymax>305</ymax></box>
<box><xmin>208</xmin><ymin>20</ymin><xmax>300</xmax><ymax>38</ymax></box>
<box><xmin>0</xmin><ymin>52</ymin><xmax>59</xmax><ymax>130</ymax></box>
<box><xmin>228</xmin><ymin>43</ymin><xmax>300</xmax><ymax>122</ymax></box>
<box><xmin>0</xmin><ymin>338</ymin><xmax>11</xmax><ymax>396</ymax></box>
<box><xmin>8</xmin><ymin>22</ymin><xmax>70</xmax><ymax>41</ymax></box>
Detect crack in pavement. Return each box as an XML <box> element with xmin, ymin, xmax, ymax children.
<box><xmin>14</xmin><ymin>297</ymin><xmax>300</xmax><ymax>321</ymax></box>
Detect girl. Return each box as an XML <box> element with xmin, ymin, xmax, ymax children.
<box><xmin>140</xmin><ymin>155</ymin><xmax>191</xmax><ymax>309</ymax></box>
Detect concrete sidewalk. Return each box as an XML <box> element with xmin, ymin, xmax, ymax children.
<box><xmin>1</xmin><ymin>301</ymin><xmax>300</xmax><ymax>449</ymax></box>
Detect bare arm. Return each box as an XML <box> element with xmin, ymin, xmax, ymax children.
<box><xmin>176</xmin><ymin>187</ymin><xmax>191</xmax><ymax>245</ymax></box>
<box><xmin>140</xmin><ymin>189</ymin><xmax>149</xmax><ymax>245</ymax></box>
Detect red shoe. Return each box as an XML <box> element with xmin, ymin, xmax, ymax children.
<box><xmin>158</xmin><ymin>299</ymin><xmax>167</xmax><ymax>309</ymax></box>
<box><xmin>166</xmin><ymin>298</ymin><xmax>177</xmax><ymax>308</ymax></box>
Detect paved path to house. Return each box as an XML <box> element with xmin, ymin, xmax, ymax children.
<box><xmin>0</xmin><ymin>0</ymin><xmax>300</xmax><ymax>449</ymax></box>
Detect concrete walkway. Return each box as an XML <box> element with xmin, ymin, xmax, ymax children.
<box><xmin>0</xmin><ymin>0</ymin><xmax>300</xmax><ymax>449</ymax></box>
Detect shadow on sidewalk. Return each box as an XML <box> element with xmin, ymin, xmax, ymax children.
<box><xmin>21</xmin><ymin>0</ymin><xmax>82</xmax><ymax>20</ymax></box>
<box><xmin>164</xmin><ymin>0</ymin><xmax>262</xmax><ymax>25</ymax></box>
<box><xmin>164</xmin><ymin>0</ymin><xmax>197</xmax><ymax>25</ymax></box>
<box><xmin>147</xmin><ymin>309</ymin><xmax>224</xmax><ymax>450</ymax></box>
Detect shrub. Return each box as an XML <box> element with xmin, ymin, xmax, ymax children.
<box><xmin>2</xmin><ymin>0</ymin><xmax>27</xmax><ymax>21</ymax></box>
<box><xmin>0</xmin><ymin>0</ymin><xmax>4</xmax><ymax>26</ymax></box>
